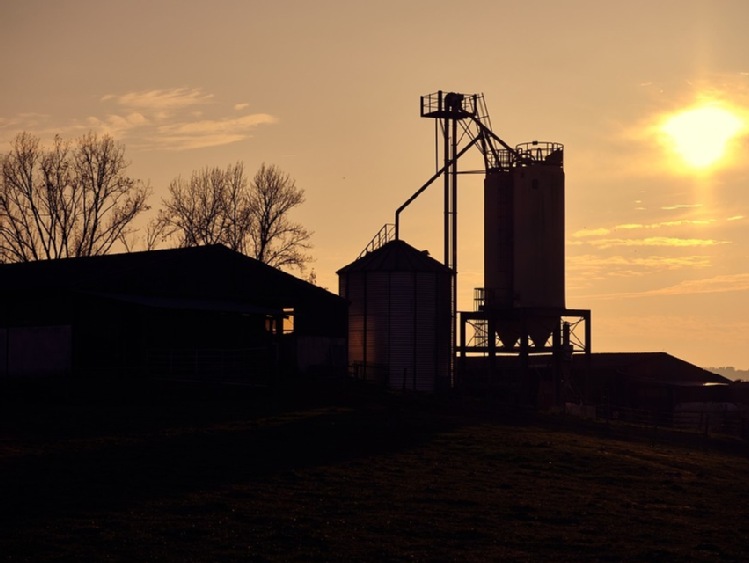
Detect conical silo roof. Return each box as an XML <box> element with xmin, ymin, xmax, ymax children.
<box><xmin>337</xmin><ymin>240</ymin><xmax>451</xmax><ymax>274</ymax></box>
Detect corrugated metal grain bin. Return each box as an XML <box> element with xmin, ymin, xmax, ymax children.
<box><xmin>337</xmin><ymin>240</ymin><xmax>452</xmax><ymax>391</ymax></box>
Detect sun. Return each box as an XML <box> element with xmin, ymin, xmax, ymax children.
<box><xmin>659</xmin><ymin>103</ymin><xmax>745</xmax><ymax>170</ymax></box>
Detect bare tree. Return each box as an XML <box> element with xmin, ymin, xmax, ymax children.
<box><xmin>156</xmin><ymin>162</ymin><xmax>312</xmax><ymax>272</ymax></box>
<box><xmin>155</xmin><ymin>162</ymin><xmax>251</xmax><ymax>252</ymax></box>
<box><xmin>0</xmin><ymin>132</ymin><xmax>150</xmax><ymax>262</ymax></box>
<box><xmin>248</xmin><ymin>163</ymin><xmax>311</xmax><ymax>271</ymax></box>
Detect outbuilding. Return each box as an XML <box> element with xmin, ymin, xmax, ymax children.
<box><xmin>0</xmin><ymin>245</ymin><xmax>347</xmax><ymax>382</ymax></box>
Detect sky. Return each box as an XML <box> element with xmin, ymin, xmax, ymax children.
<box><xmin>2</xmin><ymin>0</ymin><xmax>749</xmax><ymax>370</ymax></box>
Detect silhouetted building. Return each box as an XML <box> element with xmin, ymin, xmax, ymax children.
<box><xmin>0</xmin><ymin>245</ymin><xmax>347</xmax><ymax>382</ymax></box>
<box><xmin>338</xmin><ymin>240</ymin><xmax>452</xmax><ymax>392</ymax></box>
<box><xmin>570</xmin><ymin>352</ymin><xmax>731</xmax><ymax>412</ymax></box>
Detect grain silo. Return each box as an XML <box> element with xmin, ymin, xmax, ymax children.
<box><xmin>349</xmin><ymin>90</ymin><xmax>590</xmax><ymax>404</ymax></box>
<box><xmin>483</xmin><ymin>141</ymin><xmax>566</xmax><ymax>348</ymax></box>
<box><xmin>337</xmin><ymin>240</ymin><xmax>452</xmax><ymax>392</ymax></box>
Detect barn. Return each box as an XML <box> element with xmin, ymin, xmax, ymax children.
<box><xmin>0</xmin><ymin>245</ymin><xmax>347</xmax><ymax>383</ymax></box>
<box><xmin>569</xmin><ymin>352</ymin><xmax>735</xmax><ymax>425</ymax></box>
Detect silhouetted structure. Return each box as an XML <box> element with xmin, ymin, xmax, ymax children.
<box><xmin>338</xmin><ymin>240</ymin><xmax>452</xmax><ymax>391</ymax></box>
<box><xmin>0</xmin><ymin>245</ymin><xmax>346</xmax><ymax>382</ymax></box>
<box><xmin>571</xmin><ymin>352</ymin><xmax>731</xmax><ymax>412</ymax></box>
<box><xmin>356</xmin><ymin>91</ymin><xmax>590</xmax><ymax>404</ymax></box>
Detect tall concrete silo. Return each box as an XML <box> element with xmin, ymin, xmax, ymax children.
<box><xmin>337</xmin><ymin>240</ymin><xmax>452</xmax><ymax>392</ymax></box>
<box><xmin>350</xmin><ymin>90</ymin><xmax>590</xmax><ymax>405</ymax></box>
<box><xmin>484</xmin><ymin>141</ymin><xmax>565</xmax><ymax>348</ymax></box>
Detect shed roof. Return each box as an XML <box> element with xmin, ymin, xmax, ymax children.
<box><xmin>85</xmin><ymin>292</ymin><xmax>283</xmax><ymax>316</ymax></box>
<box><xmin>573</xmin><ymin>352</ymin><xmax>730</xmax><ymax>386</ymax></box>
<box><xmin>337</xmin><ymin>239</ymin><xmax>452</xmax><ymax>274</ymax></box>
<box><xmin>0</xmin><ymin>244</ymin><xmax>344</xmax><ymax>313</ymax></box>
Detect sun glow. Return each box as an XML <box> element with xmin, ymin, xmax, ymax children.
<box><xmin>660</xmin><ymin>103</ymin><xmax>745</xmax><ymax>170</ymax></box>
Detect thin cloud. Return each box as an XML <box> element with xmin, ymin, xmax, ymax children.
<box><xmin>102</xmin><ymin>88</ymin><xmax>214</xmax><ymax>112</ymax></box>
<box><xmin>0</xmin><ymin>113</ymin><xmax>55</xmax><ymax>139</ymax></box>
<box><xmin>641</xmin><ymin>273</ymin><xmax>749</xmax><ymax>296</ymax></box>
<box><xmin>568</xmin><ymin>254</ymin><xmax>711</xmax><ymax>285</ymax></box>
<box><xmin>569</xmin><ymin>254</ymin><xmax>711</xmax><ymax>270</ymax></box>
<box><xmin>572</xmin><ymin>227</ymin><xmax>611</xmax><ymax>238</ymax></box>
<box><xmin>1</xmin><ymin>88</ymin><xmax>279</xmax><ymax>151</ymax></box>
<box><xmin>661</xmin><ymin>203</ymin><xmax>702</xmax><ymax>210</ymax></box>
<box><xmin>581</xmin><ymin>272</ymin><xmax>749</xmax><ymax>300</ymax></box>
<box><xmin>572</xmin><ymin>218</ymin><xmax>715</xmax><ymax>239</ymax></box>
<box><xmin>586</xmin><ymin>236</ymin><xmax>726</xmax><ymax>249</ymax></box>
<box><xmin>86</xmin><ymin>112</ymin><xmax>151</xmax><ymax>138</ymax></box>
<box><xmin>0</xmin><ymin>112</ymin><xmax>49</xmax><ymax>129</ymax></box>
<box><xmin>616</xmin><ymin>219</ymin><xmax>715</xmax><ymax>230</ymax></box>
<box><xmin>159</xmin><ymin>113</ymin><xmax>276</xmax><ymax>136</ymax></box>
<box><xmin>97</xmin><ymin>88</ymin><xmax>279</xmax><ymax>150</ymax></box>
<box><xmin>103</xmin><ymin>89</ymin><xmax>278</xmax><ymax>150</ymax></box>
<box><xmin>157</xmin><ymin>113</ymin><xmax>278</xmax><ymax>150</ymax></box>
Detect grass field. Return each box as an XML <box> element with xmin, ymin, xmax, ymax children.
<box><xmin>1</xmin><ymin>378</ymin><xmax>748</xmax><ymax>562</ymax></box>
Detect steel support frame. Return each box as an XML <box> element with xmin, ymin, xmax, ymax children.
<box><xmin>457</xmin><ymin>307</ymin><xmax>592</xmax><ymax>405</ymax></box>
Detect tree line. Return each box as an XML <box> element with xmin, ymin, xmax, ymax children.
<box><xmin>0</xmin><ymin>132</ymin><xmax>312</xmax><ymax>272</ymax></box>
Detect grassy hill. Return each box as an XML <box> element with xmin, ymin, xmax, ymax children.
<box><xmin>1</xmin><ymin>378</ymin><xmax>748</xmax><ymax>561</ymax></box>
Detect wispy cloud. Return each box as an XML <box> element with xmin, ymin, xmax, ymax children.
<box><xmin>85</xmin><ymin>112</ymin><xmax>151</xmax><ymax>139</ymax></box>
<box><xmin>577</xmin><ymin>272</ymin><xmax>749</xmax><ymax>300</ymax></box>
<box><xmin>570</xmin><ymin>213</ymin><xmax>733</xmax><ymax>253</ymax></box>
<box><xmin>569</xmin><ymin>254</ymin><xmax>711</xmax><ymax>271</ymax></box>
<box><xmin>640</xmin><ymin>273</ymin><xmax>749</xmax><ymax>296</ymax></box>
<box><xmin>573</xmin><ymin>227</ymin><xmax>611</xmax><ymax>237</ymax></box>
<box><xmin>157</xmin><ymin>113</ymin><xmax>278</xmax><ymax>150</ymax></box>
<box><xmin>0</xmin><ymin>112</ymin><xmax>51</xmax><ymax>131</ymax></box>
<box><xmin>574</xmin><ymin>236</ymin><xmax>726</xmax><ymax>250</ymax></box>
<box><xmin>1</xmin><ymin>88</ymin><xmax>278</xmax><ymax>151</ymax></box>
<box><xmin>568</xmin><ymin>254</ymin><xmax>711</xmax><ymax>285</ymax></box>
<box><xmin>97</xmin><ymin>88</ymin><xmax>278</xmax><ymax>150</ymax></box>
<box><xmin>101</xmin><ymin>88</ymin><xmax>214</xmax><ymax>113</ymax></box>
<box><xmin>572</xmin><ymin>218</ymin><xmax>716</xmax><ymax>239</ymax></box>
<box><xmin>661</xmin><ymin>203</ymin><xmax>702</xmax><ymax>211</ymax></box>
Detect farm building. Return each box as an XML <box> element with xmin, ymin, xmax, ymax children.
<box><xmin>338</xmin><ymin>239</ymin><xmax>452</xmax><ymax>392</ymax></box>
<box><xmin>0</xmin><ymin>245</ymin><xmax>347</xmax><ymax>382</ymax></box>
<box><xmin>570</xmin><ymin>352</ymin><xmax>731</xmax><ymax>410</ymax></box>
<box><xmin>568</xmin><ymin>352</ymin><xmax>745</xmax><ymax>431</ymax></box>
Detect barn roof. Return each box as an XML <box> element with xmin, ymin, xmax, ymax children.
<box><xmin>574</xmin><ymin>352</ymin><xmax>731</xmax><ymax>386</ymax></box>
<box><xmin>337</xmin><ymin>239</ymin><xmax>451</xmax><ymax>274</ymax></box>
<box><xmin>0</xmin><ymin>244</ymin><xmax>344</xmax><ymax>313</ymax></box>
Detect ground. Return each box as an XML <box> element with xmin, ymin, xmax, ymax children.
<box><xmin>1</xmin><ymin>378</ymin><xmax>748</xmax><ymax>562</ymax></box>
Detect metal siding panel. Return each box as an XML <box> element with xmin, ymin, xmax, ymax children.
<box><xmin>345</xmin><ymin>272</ymin><xmax>366</xmax><ymax>366</ymax></box>
<box><xmin>366</xmin><ymin>272</ymin><xmax>390</xmax><ymax>378</ymax></box>
<box><xmin>413</xmin><ymin>272</ymin><xmax>438</xmax><ymax>391</ymax></box>
<box><xmin>484</xmin><ymin>171</ymin><xmax>514</xmax><ymax>309</ymax></box>
<box><xmin>388</xmin><ymin>272</ymin><xmax>415</xmax><ymax>390</ymax></box>
<box><xmin>423</xmin><ymin>271</ymin><xmax>453</xmax><ymax>391</ymax></box>
<box><xmin>513</xmin><ymin>165</ymin><xmax>565</xmax><ymax>309</ymax></box>
<box><xmin>340</xmin><ymin>246</ymin><xmax>453</xmax><ymax>392</ymax></box>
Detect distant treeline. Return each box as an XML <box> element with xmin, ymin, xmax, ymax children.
<box><xmin>706</xmin><ymin>366</ymin><xmax>749</xmax><ymax>382</ymax></box>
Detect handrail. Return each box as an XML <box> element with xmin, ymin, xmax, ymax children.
<box><xmin>358</xmin><ymin>223</ymin><xmax>396</xmax><ymax>257</ymax></box>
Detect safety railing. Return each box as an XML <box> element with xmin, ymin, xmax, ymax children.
<box><xmin>358</xmin><ymin>223</ymin><xmax>396</xmax><ymax>257</ymax></box>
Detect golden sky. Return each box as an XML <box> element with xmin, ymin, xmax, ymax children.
<box><xmin>2</xmin><ymin>0</ymin><xmax>749</xmax><ymax>369</ymax></box>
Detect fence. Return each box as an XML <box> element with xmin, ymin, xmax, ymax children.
<box><xmin>569</xmin><ymin>402</ymin><xmax>749</xmax><ymax>441</ymax></box>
